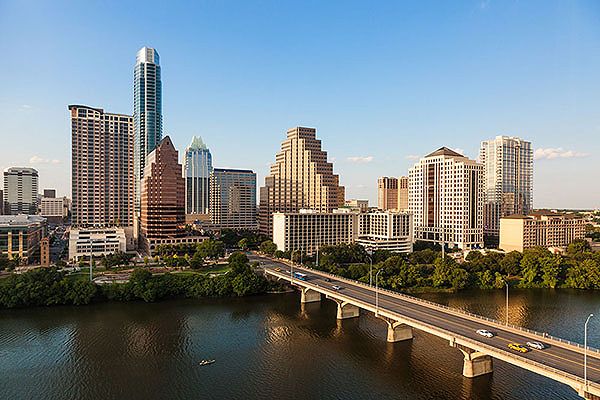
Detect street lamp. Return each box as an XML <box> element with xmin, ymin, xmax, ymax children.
<box><xmin>366</xmin><ymin>248</ymin><xmax>373</xmax><ymax>287</ymax></box>
<box><xmin>375</xmin><ymin>269</ymin><xmax>383</xmax><ymax>317</ymax></box>
<box><xmin>585</xmin><ymin>313</ymin><xmax>594</xmax><ymax>390</ymax></box>
<box><xmin>505</xmin><ymin>281</ymin><xmax>509</xmax><ymax>326</ymax></box>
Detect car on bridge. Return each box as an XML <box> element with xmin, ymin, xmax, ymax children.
<box><xmin>332</xmin><ymin>285</ymin><xmax>341</xmax><ymax>290</ymax></box>
<box><xmin>476</xmin><ymin>329</ymin><xmax>494</xmax><ymax>338</ymax></box>
<box><xmin>526</xmin><ymin>341</ymin><xmax>546</xmax><ymax>350</ymax></box>
<box><xmin>274</xmin><ymin>268</ymin><xmax>281</xmax><ymax>272</ymax></box>
<box><xmin>508</xmin><ymin>343</ymin><xmax>530</xmax><ymax>353</ymax></box>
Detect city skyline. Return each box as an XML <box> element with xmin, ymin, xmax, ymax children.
<box><xmin>1</xmin><ymin>1</ymin><xmax>599</xmax><ymax>208</ymax></box>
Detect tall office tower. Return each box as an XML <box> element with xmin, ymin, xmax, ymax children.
<box><xmin>479</xmin><ymin>136</ymin><xmax>533</xmax><ymax>246</ymax></box>
<box><xmin>259</xmin><ymin>127</ymin><xmax>345</xmax><ymax>236</ymax></box>
<box><xmin>408</xmin><ymin>147</ymin><xmax>484</xmax><ymax>250</ymax></box>
<box><xmin>377</xmin><ymin>177</ymin><xmax>398</xmax><ymax>210</ymax></box>
<box><xmin>0</xmin><ymin>190</ymin><xmax>4</xmax><ymax>215</ymax></box>
<box><xmin>43</xmin><ymin>189</ymin><xmax>56</xmax><ymax>198</ymax></box>
<box><xmin>3</xmin><ymin>167</ymin><xmax>39</xmax><ymax>215</ymax></box>
<box><xmin>140</xmin><ymin>136</ymin><xmax>185</xmax><ymax>250</ymax></box>
<box><xmin>210</xmin><ymin>168</ymin><xmax>257</xmax><ymax>230</ymax></box>
<box><xmin>184</xmin><ymin>136</ymin><xmax>213</xmax><ymax>215</ymax></box>
<box><xmin>69</xmin><ymin>105</ymin><xmax>134</xmax><ymax>228</ymax></box>
<box><xmin>397</xmin><ymin>176</ymin><xmax>409</xmax><ymax>211</ymax></box>
<box><xmin>134</xmin><ymin>47</ymin><xmax>163</xmax><ymax>212</ymax></box>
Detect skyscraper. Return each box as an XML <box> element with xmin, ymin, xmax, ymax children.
<box><xmin>479</xmin><ymin>136</ymin><xmax>533</xmax><ymax>246</ymax></box>
<box><xmin>3</xmin><ymin>167</ymin><xmax>39</xmax><ymax>215</ymax></box>
<box><xmin>259</xmin><ymin>127</ymin><xmax>345</xmax><ymax>236</ymax></box>
<box><xmin>184</xmin><ymin>136</ymin><xmax>213</xmax><ymax>215</ymax></box>
<box><xmin>134</xmin><ymin>47</ymin><xmax>163</xmax><ymax>212</ymax></box>
<box><xmin>140</xmin><ymin>136</ymin><xmax>185</xmax><ymax>252</ymax></box>
<box><xmin>69</xmin><ymin>105</ymin><xmax>134</xmax><ymax>228</ymax></box>
<box><xmin>210</xmin><ymin>168</ymin><xmax>257</xmax><ymax>230</ymax></box>
<box><xmin>408</xmin><ymin>147</ymin><xmax>484</xmax><ymax>250</ymax></box>
<box><xmin>397</xmin><ymin>176</ymin><xmax>409</xmax><ymax>211</ymax></box>
<box><xmin>377</xmin><ymin>177</ymin><xmax>398</xmax><ymax>210</ymax></box>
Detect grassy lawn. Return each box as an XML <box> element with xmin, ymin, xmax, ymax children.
<box><xmin>171</xmin><ymin>263</ymin><xmax>231</xmax><ymax>276</ymax></box>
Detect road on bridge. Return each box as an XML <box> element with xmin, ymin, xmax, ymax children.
<box><xmin>250</xmin><ymin>254</ymin><xmax>600</xmax><ymax>391</ymax></box>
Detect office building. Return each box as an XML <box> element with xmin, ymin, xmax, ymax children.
<box><xmin>184</xmin><ymin>136</ymin><xmax>213</xmax><ymax>215</ymax></box>
<box><xmin>259</xmin><ymin>126</ymin><xmax>344</xmax><ymax>236</ymax></box>
<box><xmin>210</xmin><ymin>168</ymin><xmax>257</xmax><ymax>230</ymax></box>
<box><xmin>397</xmin><ymin>176</ymin><xmax>409</xmax><ymax>211</ymax></box>
<box><xmin>408</xmin><ymin>147</ymin><xmax>484</xmax><ymax>250</ymax></box>
<box><xmin>69</xmin><ymin>105</ymin><xmax>134</xmax><ymax>228</ymax></box>
<box><xmin>378</xmin><ymin>177</ymin><xmax>398</xmax><ymax>210</ymax></box>
<box><xmin>3</xmin><ymin>167</ymin><xmax>39</xmax><ymax>215</ymax></box>
<box><xmin>68</xmin><ymin>227</ymin><xmax>127</xmax><ymax>262</ymax></box>
<box><xmin>0</xmin><ymin>190</ymin><xmax>3</xmax><ymax>215</ymax></box>
<box><xmin>480</xmin><ymin>136</ymin><xmax>533</xmax><ymax>246</ymax></box>
<box><xmin>345</xmin><ymin>199</ymin><xmax>369</xmax><ymax>212</ymax></box>
<box><xmin>357</xmin><ymin>210</ymin><xmax>413</xmax><ymax>253</ymax></box>
<box><xmin>134</xmin><ymin>47</ymin><xmax>163</xmax><ymax>212</ymax></box>
<box><xmin>40</xmin><ymin>197</ymin><xmax>68</xmax><ymax>223</ymax></box>
<box><xmin>43</xmin><ymin>189</ymin><xmax>56</xmax><ymax>198</ymax></box>
<box><xmin>272</xmin><ymin>209</ymin><xmax>413</xmax><ymax>255</ymax></box>
<box><xmin>0</xmin><ymin>215</ymin><xmax>47</xmax><ymax>264</ymax></box>
<box><xmin>499</xmin><ymin>212</ymin><xmax>586</xmax><ymax>252</ymax></box>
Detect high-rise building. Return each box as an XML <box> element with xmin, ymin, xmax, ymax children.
<box><xmin>69</xmin><ymin>105</ymin><xmax>134</xmax><ymax>228</ymax></box>
<box><xmin>209</xmin><ymin>168</ymin><xmax>257</xmax><ymax>230</ymax></box>
<box><xmin>397</xmin><ymin>176</ymin><xmax>409</xmax><ymax>211</ymax></box>
<box><xmin>0</xmin><ymin>190</ymin><xmax>4</xmax><ymax>215</ymax></box>
<box><xmin>378</xmin><ymin>177</ymin><xmax>398</xmax><ymax>210</ymax></box>
<box><xmin>140</xmin><ymin>136</ymin><xmax>185</xmax><ymax>253</ymax></box>
<box><xmin>408</xmin><ymin>147</ymin><xmax>484</xmax><ymax>250</ymax></box>
<box><xmin>134</xmin><ymin>47</ymin><xmax>163</xmax><ymax>212</ymax></box>
<box><xmin>3</xmin><ymin>167</ymin><xmax>39</xmax><ymax>215</ymax></box>
<box><xmin>259</xmin><ymin>126</ymin><xmax>344</xmax><ymax>236</ymax></box>
<box><xmin>184</xmin><ymin>136</ymin><xmax>213</xmax><ymax>215</ymax></box>
<box><xmin>479</xmin><ymin>136</ymin><xmax>533</xmax><ymax>246</ymax></box>
<box><xmin>43</xmin><ymin>189</ymin><xmax>56</xmax><ymax>198</ymax></box>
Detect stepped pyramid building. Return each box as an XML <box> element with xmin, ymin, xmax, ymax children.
<box><xmin>259</xmin><ymin>126</ymin><xmax>345</xmax><ymax>236</ymax></box>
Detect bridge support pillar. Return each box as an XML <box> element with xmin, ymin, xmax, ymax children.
<box><xmin>460</xmin><ymin>349</ymin><xmax>493</xmax><ymax>378</ymax></box>
<box><xmin>335</xmin><ymin>301</ymin><xmax>360</xmax><ymax>320</ymax></box>
<box><xmin>387</xmin><ymin>322</ymin><xmax>413</xmax><ymax>342</ymax></box>
<box><xmin>300</xmin><ymin>288</ymin><xmax>321</xmax><ymax>303</ymax></box>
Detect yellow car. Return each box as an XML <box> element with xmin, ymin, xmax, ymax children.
<box><xmin>274</xmin><ymin>267</ymin><xmax>281</xmax><ymax>272</ymax></box>
<box><xmin>508</xmin><ymin>343</ymin><xmax>529</xmax><ymax>353</ymax></box>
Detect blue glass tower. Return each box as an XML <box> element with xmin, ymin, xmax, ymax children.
<box><xmin>134</xmin><ymin>47</ymin><xmax>162</xmax><ymax>212</ymax></box>
<box><xmin>184</xmin><ymin>136</ymin><xmax>213</xmax><ymax>215</ymax></box>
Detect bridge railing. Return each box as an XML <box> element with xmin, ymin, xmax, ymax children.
<box><xmin>265</xmin><ymin>257</ymin><xmax>600</xmax><ymax>356</ymax></box>
<box><xmin>267</xmin><ymin>266</ymin><xmax>600</xmax><ymax>395</ymax></box>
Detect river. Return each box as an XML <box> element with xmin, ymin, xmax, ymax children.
<box><xmin>1</xmin><ymin>289</ymin><xmax>599</xmax><ymax>399</ymax></box>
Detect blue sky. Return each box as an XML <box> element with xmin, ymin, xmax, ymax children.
<box><xmin>1</xmin><ymin>0</ymin><xmax>599</xmax><ymax>208</ymax></box>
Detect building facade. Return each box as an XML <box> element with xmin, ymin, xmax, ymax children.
<box><xmin>140</xmin><ymin>136</ymin><xmax>186</xmax><ymax>253</ymax></box>
<box><xmin>345</xmin><ymin>199</ymin><xmax>369</xmax><ymax>212</ymax></box>
<box><xmin>210</xmin><ymin>168</ymin><xmax>257</xmax><ymax>230</ymax></box>
<box><xmin>357</xmin><ymin>210</ymin><xmax>413</xmax><ymax>253</ymax></box>
<box><xmin>69</xmin><ymin>105</ymin><xmax>134</xmax><ymax>228</ymax></box>
<box><xmin>40</xmin><ymin>197</ymin><xmax>68</xmax><ymax>223</ymax></box>
<box><xmin>184</xmin><ymin>136</ymin><xmax>213</xmax><ymax>215</ymax></box>
<box><xmin>134</xmin><ymin>47</ymin><xmax>163</xmax><ymax>212</ymax></box>
<box><xmin>40</xmin><ymin>237</ymin><xmax>50</xmax><ymax>266</ymax></box>
<box><xmin>409</xmin><ymin>147</ymin><xmax>484</xmax><ymax>250</ymax></box>
<box><xmin>43</xmin><ymin>189</ymin><xmax>56</xmax><ymax>198</ymax></box>
<box><xmin>479</xmin><ymin>136</ymin><xmax>533</xmax><ymax>246</ymax></box>
<box><xmin>3</xmin><ymin>167</ymin><xmax>39</xmax><ymax>215</ymax></box>
<box><xmin>499</xmin><ymin>212</ymin><xmax>586</xmax><ymax>252</ymax></box>
<box><xmin>378</xmin><ymin>177</ymin><xmax>398</xmax><ymax>211</ymax></box>
<box><xmin>397</xmin><ymin>176</ymin><xmax>409</xmax><ymax>211</ymax></box>
<box><xmin>259</xmin><ymin>126</ymin><xmax>344</xmax><ymax>236</ymax></box>
<box><xmin>0</xmin><ymin>215</ymin><xmax>47</xmax><ymax>264</ymax></box>
<box><xmin>68</xmin><ymin>228</ymin><xmax>127</xmax><ymax>262</ymax></box>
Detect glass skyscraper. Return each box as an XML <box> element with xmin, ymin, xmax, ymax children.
<box><xmin>183</xmin><ymin>136</ymin><xmax>213</xmax><ymax>215</ymax></box>
<box><xmin>134</xmin><ymin>47</ymin><xmax>162</xmax><ymax>212</ymax></box>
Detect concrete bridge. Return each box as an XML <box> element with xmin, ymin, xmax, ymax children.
<box><xmin>251</xmin><ymin>254</ymin><xmax>600</xmax><ymax>400</ymax></box>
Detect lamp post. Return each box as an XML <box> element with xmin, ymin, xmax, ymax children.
<box><xmin>505</xmin><ymin>281</ymin><xmax>509</xmax><ymax>326</ymax></box>
<box><xmin>375</xmin><ymin>269</ymin><xmax>383</xmax><ymax>317</ymax></box>
<box><xmin>366</xmin><ymin>248</ymin><xmax>373</xmax><ymax>287</ymax></box>
<box><xmin>585</xmin><ymin>313</ymin><xmax>594</xmax><ymax>390</ymax></box>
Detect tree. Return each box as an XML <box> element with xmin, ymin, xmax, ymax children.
<box><xmin>238</xmin><ymin>238</ymin><xmax>250</xmax><ymax>251</ymax></box>
<box><xmin>500</xmin><ymin>251</ymin><xmax>522</xmax><ymax>276</ymax></box>
<box><xmin>540</xmin><ymin>256</ymin><xmax>562</xmax><ymax>288</ymax></box>
<box><xmin>196</xmin><ymin>239</ymin><xmax>225</xmax><ymax>260</ymax></box>
<box><xmin>259</xmin><ymin>240</ymin><xmax>277</xmax><ymax>256</ymax></box>
<box><xmin>189</xmin><ymin>253</ymin><xmax>204</xmax><ymax>269</ymax></box>
<box><xmin>566</xmin><ymin>239</ymin><xmax>592</xmax><ymax>261</ymax></box>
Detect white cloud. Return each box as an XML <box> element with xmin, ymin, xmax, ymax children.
<box><xmin>30</xmin><ymin>155</ymin><xmax>61</xmax><ymax>165</ymax></box>
<box><xmin>453</xmin><ymin>147</ymin><xmax>465</xmax><ymax>155</ymax></box>
<box><xmin>347</xmin><ymin>155</ymin><xmax>374</xmax><ymax>164</ymax></box>
<box><xmin>19</xmin><ymin>104</ymin><xmax>32</xmax><ymax>111</ymax></box>
<box><xmin>405</xmin><ymin>154</ymin><xmax>420</xmax><ymax>160</ymax></box>
<box><xmin>534</xmin><ymin>148</ymin><xmax>589</xmax><ymax>160</ymax></box>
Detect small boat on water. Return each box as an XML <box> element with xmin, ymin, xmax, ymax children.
<box><xmin>198</xmin><ymin>359</ymin><xmax>216</xmax><ymax>366</ymax></box>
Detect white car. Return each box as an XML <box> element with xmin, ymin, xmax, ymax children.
<box><xmin>332</xmin><ymin>285</ymin><xmax>341</xmax><ymax>291</ymax></box>
<box><xmin>476</xmin><ymin>329</ymin><xmax>494</xmax><ymax>338</ymax></box>
<box><xmin>526</xmin><ymin>341</ymin><xmax>545</xmax><ymax>350</ymax></box>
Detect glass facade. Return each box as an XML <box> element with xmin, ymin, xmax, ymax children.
<box><xmin>184</xmin><ymin>136</ymin><xmax>213</xmax><ymax>215</ymax></box>
<box><xmin>210</xmin><ymin>169</ymin><xmax>257</xmax><ymax>229</ymax></box>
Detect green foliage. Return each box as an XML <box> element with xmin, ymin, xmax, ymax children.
<box><xmin>196</xmin><ymin>239</ymin><xmax>225</xmax><ymax>260</ymax></box>
<box><xmin>259</xmin><ymin>240</ymin><xmax>277</xmax><ymax>256</ymax></box>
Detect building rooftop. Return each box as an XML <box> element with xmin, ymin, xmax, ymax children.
<box><xmin>0</xmin><ymin>214</ymin><xmax>47</xmax><ymax>227</ymax></box>
<box><xmin>424</xmin><ymin>147</ymin><xmax>465</xmax><ymax>158</ymax></box>
<box><xmin>187</xmin><ymin>135</ymin><xmax>208</xmax><ymax>151</ymax></box>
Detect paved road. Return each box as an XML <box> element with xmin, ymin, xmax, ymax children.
<box><xmin>251</xmin><ymin>254</ymin><xmax>600</xmax><ymax>391</ymax></box>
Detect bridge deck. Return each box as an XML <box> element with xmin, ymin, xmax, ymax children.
<box><xmin>252</xmin><ymin>254</ymin><xmax>600</xmax><ymax>398</ymax></box>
